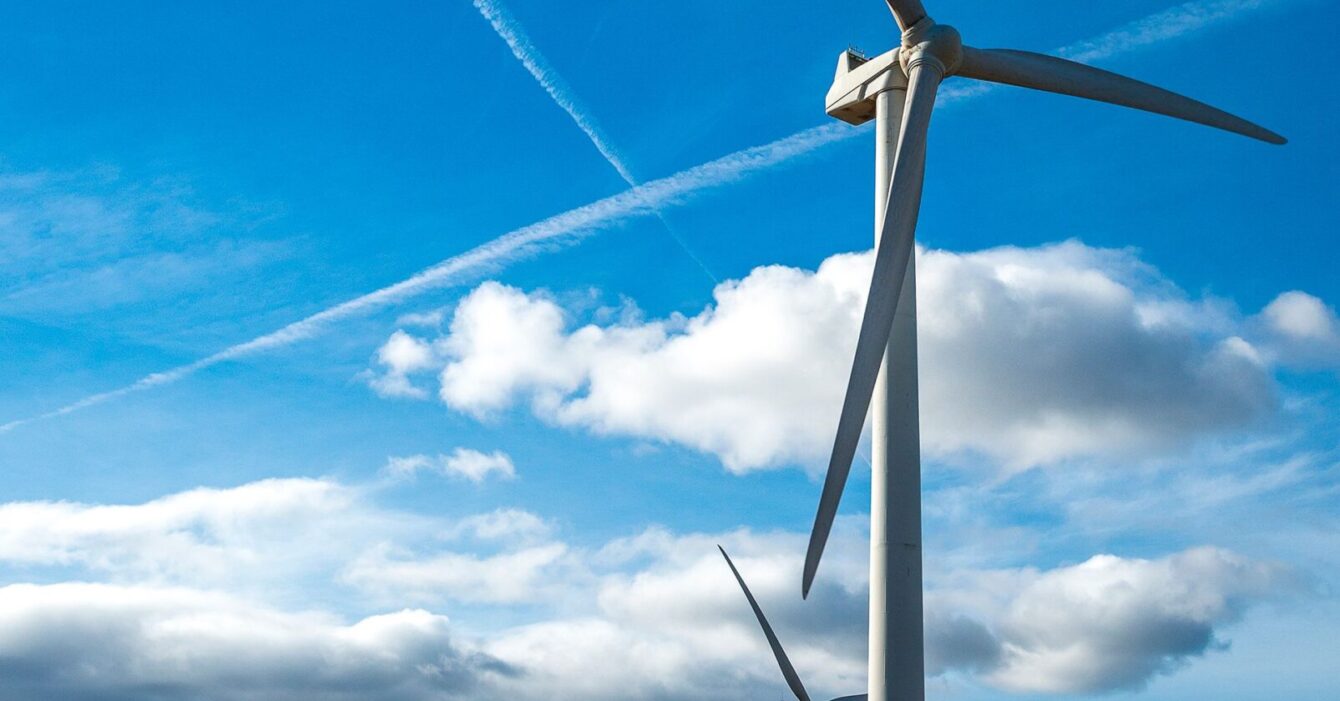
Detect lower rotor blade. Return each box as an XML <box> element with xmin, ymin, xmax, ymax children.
<box><xmin>718</xmin><ymin>546</ymin><xmax>811</xmax><ymax>701</ymax></box>
<box><xmin>803</xmin><ymin>62</ymin><xmax>942</xmax><ymax>599</ymax></box>
<box><xmin>957</xmin><ymin>47</ymin><xmax>1285</xmax><ymax>144</ymax></box>
<box><xmin>830</xmin><ymin>696</ymin><xmax>869</xmax><ymax>701</ymax></box>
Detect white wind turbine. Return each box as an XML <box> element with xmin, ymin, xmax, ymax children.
<box><xmin>722</xmin><ymin>2</ymin><xmax>1285</xmax><ymax>701</ymax></box>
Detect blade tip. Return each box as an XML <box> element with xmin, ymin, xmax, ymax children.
<box><xmin>1250</xmin><ymin>126</ymin><xmax>1286</xmax><ymax>145</ymax></box>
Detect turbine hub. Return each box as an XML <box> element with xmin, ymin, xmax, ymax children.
<box><xmin>899</xmin><ymin>19</ymin><xmax>962</xmax><ymax>77</ymax></box>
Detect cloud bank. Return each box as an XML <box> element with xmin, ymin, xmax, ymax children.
<box><xmin>376</xmin><ymin>242</ymin><xmax>1286</xmax><ymax>471</ymax></box>
<box><xmin>0</xmin><ymin>583</ymin><xmax>510</xmax><ymax>701</ymax></box>
<box><xmin>0</xmin><ymin>477</ymin><xmax>1293</xmax><ymax>699</ymax></box>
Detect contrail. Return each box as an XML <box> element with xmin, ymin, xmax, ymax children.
<box><xmin>471</xmin><ymin>0</ymin><xmax>635</xmax><ymax>184</ymax></box>
<box><xmin>1</xmin><ymin>0</ymin><xmax>1279</xmax><ymax>434</ymax></box>
<box><xmin>1060</xmin><ymin>0</ymin><xmax>1278</xmax><ymax>63</ymax></box>
<box><xmin>939</xmin><ymin>0</ymin><xmax>1277</xmax><ymax>103</ymax></box>
<box><xmin>471</xmin><ymin>0</ymin><xmax>718</xmax><ymax>282</ymax></box>
<box><xmin>0</xmin><ymin>123</ymin><xmax>855</xmax><ymax>434</ymax></box>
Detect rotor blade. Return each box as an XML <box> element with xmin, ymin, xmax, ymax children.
<box><xmin>803</xmin><ymin>62</ymin><xmax>942</xmax><ymax>599</ymax></box>
<box><xmin>957</xmin><ymin>47</ymin><xmax>1285</xmax><ymax>145</ymax></box>
<box><xmin>718</xmin><ymin>546</ymin><xmax>811</xmax><ymax>701</ymax></box>
<box><xmin>884</xmin><ymin>0</ymin><xmax>928</xmax><ymax>31</ymax></box>
<box><xmin>830</xmin><ymin>696</ymin><xmax>869</xmax><ymax>701</ymax></box>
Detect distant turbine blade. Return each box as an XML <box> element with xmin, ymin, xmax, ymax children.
<box><xmin>803</xmin><ymin>62</ymin><xmax>943</xmax><ymax>599</ymax></box>
<box><xmin>884</xmin><ymin>0</ymin><xmax>928</xmax><ymax>31</ymax></box>
<box><xmin>718</xmin><ymin>546</ymin><xmax>812</xmax><ymax>701</ymax></box>
<box><xmin>957</xmin><ymin>47</ymin><xmax>1286</xmax><ymax>144</ymax></box>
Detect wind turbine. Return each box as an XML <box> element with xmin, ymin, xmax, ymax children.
<box><xmin>719</xmin><ymin>546</ymin><xmax>867</xmax><ymax>701</ymax></box>
<box><xmin>723</xmin><ymin>2</ymin><xmax>1285</xmax><ymax>701</ymax></box>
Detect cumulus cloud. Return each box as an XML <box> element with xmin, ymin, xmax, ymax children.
<box><xmin>0</xmin><ymin>478</ymin><xmax>1297</xmax><ymax>700</ymax></box>
<box><xmin>365</xmin><ymin>330</ymin><xmax>438</xmax><ymax>399</ymax></box>
<box><xmin>484</xmin><ymin>531</ymin><xmax>1288</xmax><ymax>699</ymax></box>
<box><xmin>1258</xmin><ymin>291</ymin><xmax>1340</xmax><ymax>369</ymax></box>
<box><xmin>395</xmin><ymin>242</ymin><xmax>1278</xmax><ymax>471</ymax></box>
<box><xmin>383</xmin><ymin>449</ymin><xmax>517</xmax><ymax>483</ymax></box>
<box><xmin>482</xmin><ymin>523</ymin><xmax>872</xmax><ymax>701</ymax></box>
<box><xmin>0</xmin><ymin>583</ymin><xmax>511</xmax><ymax>701</ymax></box>
<box><xmin>0</xmin><ymin>478</ymin><xmax>402</xmax><ymax>592</ymax></box>
<box><xmin>452</xmin><ymin>508</ymin><xmax>553</xmax><ymax>543</ymax></box>
<box><xmin>0</xmin><ymin>478</ymin><xmax>540</xmax><ymax>612</ymax></box>
<box><xmin>981</xmin><ymin>547</ymin><xmax>1291</xmax><ymax>693</ymax></box>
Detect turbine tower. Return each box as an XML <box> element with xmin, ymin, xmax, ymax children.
<box><xmin>722</xmin><ymin>2</ymin><xmax>1284</xmax><ymax>701</ymax></box>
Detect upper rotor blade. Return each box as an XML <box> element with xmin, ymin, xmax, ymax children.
<box><xmin>803</xmin><ymin>63</ymin><xmax>943</xmax><ymax>599</ymax></box>
<box><xmin>957</xmin><ymin>47</ymin><xmax>1285</xmax><ymax>145</ymax></box>
<box><xmin>718</xmin><ymin>546</ymin><xmax>811</xmax><ymax>701</ymax></box>
<box><xmin>885</xmin><ymin>0</ymin><xmax>928</xmax><ymax>31</ymax></box>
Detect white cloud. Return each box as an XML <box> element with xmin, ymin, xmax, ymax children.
<box><xmin>455</xmin><ymin>450</ymin><xmax>516</xmax><ymax>482</ymax></box>
<box><xmin>916</xmin><ymin>243</ymin><xmax>1274</xmax><ymax>467</ymax></box>
<box><xmin>452</xmin><ymin>508</ymin><xmax>553</xmax><ymax>543</ymax></box>
<box><xmin>482</xmin><ymin>524</ymin><xmax>872</xmax><ymax>701</ymax></box>
<box><xmin>0</xmin><ymin>583</ymin><xmax>510</xmax><ymax>701</ymax></box>
<box><xmin>1259</xmin><ymin>290</ymin><xmax>1340</xmax><ymax>368</ymax></box>
<box><xmin>384</xmin><ymin>449</ymin><xmax>517</xmax><ymax>483</ymax></box>
<box><xmin>0</xmin><ymin>477</ymin><xmax>536</xmax><ymax>611</ymax></box>
<box><xmin>0</xmin><ymin>478</ymin><xmax>403</xmax><ymax>593</ymax></box>
<box><xmin>365</xmin><ymin>330</ymin><xmax>438</xmax><ymax>399</ymax></box>
<box><xmin>415</xmin><ymin>242</ymin><xmax>1277</xmax><ymax>471</ymax></box>
<box><xmin>984</xmin><ymin>547</ymin><xmax>1291</xmax><ymax>693</ymax></box>
<box><xmin>0</xmin><ymin>477</ymin><xmax>1302</xmax><ymax>700</ymax></box>
<box><xmin>342</xmin><ymin>542</ymin><xmax>571</xmax><ymax>606</ymax></box>
<box><xmin>481</xmin><ymin>531</ymin><xmax>1289</xmax><ymax>700</ymax></box>
<box><xmin>1265</xmin><ymin>291</ymin><xmax>1336</xmax><ymax>340</ymax></box>
<box><xmin>396</xmin><ymin>308</ymin><xmax>446</xmax><ymax>328</ymax></box>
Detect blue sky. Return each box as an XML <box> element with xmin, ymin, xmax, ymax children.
<box><xmin>0</xmin><ymin>1</ymin><xmax>1337</xmax><ymax>699</ymax></box>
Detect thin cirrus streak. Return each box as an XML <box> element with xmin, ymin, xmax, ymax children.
<box><xmin>471</xmin><ymin>0</ymin><xmax>719</xmax><ymax>282</ymax></box>
<box><xmin>1059</xmin><ymin>0</ymin><xmax>1279</xmax><ymax>63</ymax></box>
<box><xmin>1</xmin><ymin>0</ymin><xmax>1280</xmax><ymax>435</ymax></box>
<box><xmin>937</xmin><ymin>0</ymin><xmax>1280</xmax><ymax>104</ymax></box>
<box><xmin>0</xmin><ymin>123</ymin><xmax>856</xmax><ymax>434</ymax></box>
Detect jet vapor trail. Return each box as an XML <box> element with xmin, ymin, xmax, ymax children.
<box><xmin>1061</xmin><ymin>0</ymin><xmax>1279</xmax><ymax>63</ymax></box>
<box><xmin>1</xmin><ymin>0</ymin><xmax>1280</xmax><ymax>434</ymax></box>
<box><xmin>939</xmin><ymin>0</ymin><xmax>1277</xmax><ymax>103</ymax></box>
<box><xmin>471</xmin><ymin>0</ymin><xmax>719</xmax><ymax>282</ymax></box>
<box><xmin>0</xmin><ymin>123</ymin><xmax>854</xmax><ymax>433</ymax></box>
<box><xmin>471</xmin><ymin>0</ymin><xmax>635</xmax><ymax>184</ymax></box>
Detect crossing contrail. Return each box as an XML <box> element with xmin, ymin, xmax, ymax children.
<box><xmin>472</xmin><ymin>0</ymin><xmax>719</xmax><ymax>281</ymax></box>
<box><xmin>1</xmin><ymin>0</ymin><xmax>1278</xmax><ymax>434</ymax></box>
